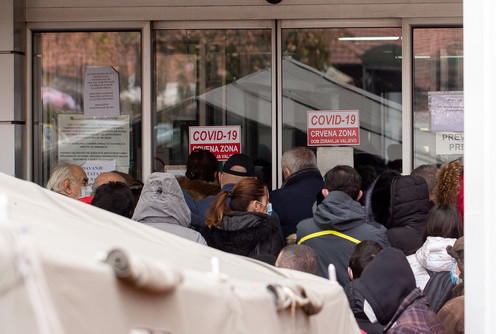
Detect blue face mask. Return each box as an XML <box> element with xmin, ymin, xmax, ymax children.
<box><xmin>266</xmin><ymin>203</ymin><xmax>273</xmax><ymax>216</ymax></box>
<box><xmin>450</xmin><ymin>260</ymin><xmax>460</xmax><ymax>285</ymax></box>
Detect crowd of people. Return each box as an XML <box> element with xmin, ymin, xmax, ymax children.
<box><xmin>45</xmin><ymin>148</ymin><xmax>465</xmax><ymax>334</ymax></box>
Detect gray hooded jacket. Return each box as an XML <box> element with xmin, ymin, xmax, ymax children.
<box><xmin>297</xmin><ymin>191</ymin><xmax>390</xmax><ymax>285</ymax></box>
<box><xmin>132</xmin><ymin>173</ymin><xmax>206</xmax><ymax>245</ymax></box>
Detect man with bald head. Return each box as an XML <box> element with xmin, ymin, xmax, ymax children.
<box><xmin>76</xmin><ymin>171</ymin><xmax>127</xmax><ymax>204</ymax></box>
<box><xmin>92</xmin><ymin>172</ymin><xmax>126</xmax><ymax>193</ymax></box>
<box><xmin>46</xmin><ymin>162</ymin><xmax>90</xmax><ymax>199</ymax></box>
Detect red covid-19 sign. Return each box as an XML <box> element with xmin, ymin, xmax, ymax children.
<box><xmin>307</xmin><ymin>110</ymin><xmax>360</xmax><ymax>146</ymax></box>
<box><xmin>189</xmin><ymin>126</ymin><xmax>241</xmax><ymax>161</ymax></box>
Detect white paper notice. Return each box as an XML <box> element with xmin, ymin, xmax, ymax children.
<box><xmin>436</xmin><ymin>132</ymin><xmax>464</xmax><ymax>155</ymax></box>
<box><xmin>81</xmin><ymin>161</ymin><xmax>117</xmax><ymax>186</ymax></box>
<box><xmin>84</xmin><ymin>66</ymin><xmax>120</xmax><ymax>118</ymax></box>
<box><xmin>57</xmin><ymin>114</ymin><xmax>129</xmax><ymax>171</ymax></box>
<box><xmin>429</xmin><ymin>92</ymin><xmax>464</xmax><ymax>132</ymax></box>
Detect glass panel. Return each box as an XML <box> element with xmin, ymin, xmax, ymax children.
<box><xmin>33</xmin><ymin>31</ymin><xmax>142</xmax><ymax>186</ymax></box>
<box><xmin>282</xmin><ymin>28</ymin><xmax>402</xmax><ymax>189</ymax></box>
<box><xmin>413</xmin><ymin>28</ymin><xmax>463</xmax><ymax>167</ymax></box>
<box><xmin>154</xmin><ymin>29</ymin><xmax>273</xmax><ymax>187</ymax></box>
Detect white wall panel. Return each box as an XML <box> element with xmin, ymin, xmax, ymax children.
<box><xmin>0</xmin><ymin>124</ymin><xmax>16</xmax><ymax>176</ymax></box>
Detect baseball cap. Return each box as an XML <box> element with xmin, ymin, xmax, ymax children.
<box><xmin>222</xmin><ymin>154</ymin><xmax>255</xmax><ymax>177</ymax></box>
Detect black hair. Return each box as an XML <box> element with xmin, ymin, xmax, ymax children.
<box><xmin>324</xmin><ymin>165</ymin><xmax>361</xmax><ymax>200</ymax></box>
<box><xmin>185</xmin><ymin>149</ymin><xmax>219</xmax><ymax>182</ymax></box>
<box><xmin>422</xmin><ymin>204</ymin><xmax>463</xmax><ymax>242</ymax></box>
<box><xmin>348</xmin><ymin>240</ymin><xmax>383</xmax><ymax>279</ymax></box>
<box><xmin>91</xmin><ymin>182</ymin><xmax>134</xmax><ymax>218</ymax></box>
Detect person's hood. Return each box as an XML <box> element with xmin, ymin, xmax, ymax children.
<box><xmin>388</xmin><ymin>175</ymin><xmax>430</xmax><ymax>230</ymax></box>
<box><xmin>356</xmin><ymin>248</ymin><xmax>416</xmax><ymax>325</ymax></box>
<box><xmin>415</xmin><ymin>236</ymin><xmax>456</xmax><ymax>272</ymax></box>
<box><xmin>176</xmin><ymin>176</ymin><xmax>220</xmax><ymax>200</ymax></box>
<box><xmin>132</xmin><ymin>173</ymin><xmax>191</xmax><ymax>227</ymax></box>
<box><xmin>313</xmin><ymin>191</ymin><xmax>366</xmax><ymax>231</ymax></box>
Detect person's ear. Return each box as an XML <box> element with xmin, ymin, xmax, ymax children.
<box><xmin>322</xmin><ymin>188</ymin><xmax>329</xmax><ymax>198</ymax></box>
<box><xmin>356</xmin><ymin>190</ymin><xmax>363</xmax><ymax>202</ymax></box>
<box><xmin>283</xmin><ymin>167</ymin><xmax>291</xmax><ymax>179</ymax></box>
<box><xmin>348</xmin><ymin>267</ymin><xmax>354</xmax><ymax>280</ymax></box>
<box><xmin>62</xmin><ymin>179</ymin><xmax>73</xmax><ymax>195</ymax></box>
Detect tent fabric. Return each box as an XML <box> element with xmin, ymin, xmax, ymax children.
<box><xmin>0</xmin><ymin>172</ymin><xmax>360</xmax><ymax>334</ymax></box>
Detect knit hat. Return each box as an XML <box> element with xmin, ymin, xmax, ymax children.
<box><xmin>222</xmin><ymin>154</ymin><xmax>255</xmax><ymax>177</ymax></box>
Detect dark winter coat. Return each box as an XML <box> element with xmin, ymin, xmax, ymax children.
<box><xmin>296</xmin><ymin>191</ymin><xmax>390</xmax><ymax>285</ymax></box>
<box><xmin>270</xmin><ymin>168</ymin><xmax>324</xmax><ymax>239</ymax></box>
<box><xmin>387</xmin><ymin>175</ymin><xmax>431</xmax><ymax>255</ymax></box>
<box><xmin>344</xmin><ymin>279</ymin><xmax>384</xmax><ymax>334</ymax></box>
<box><xmin>355</xmin><ymin>248</ymin><xmax>444</xmax><ymax>333</ymax></box>
<box><xmin>195</xmin><ymin>183</ymin><xmax>235</xmax><ymax>228</ymax></box>
<box><xmin>202</xmin><ymin>211</ymin><xmax>284</xmax><ymax>257</ymax></box>
<box><xmin>177</xmin><ymin>176</ymin><xmax>220</xmax><ymax>200</ymax></box>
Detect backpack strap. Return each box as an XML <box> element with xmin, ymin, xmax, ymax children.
<box><xmin>298</xmin><ymin>230</ymin><xmax>361</xmax><ymax>245</ymax></box>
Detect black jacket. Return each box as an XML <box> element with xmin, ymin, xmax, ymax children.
<box><xmin>296</xmin><ymin>191</ymin><xmax>390</xmax><ymax>285</ymax></box>
<box><xmin>387</xmin><ymin>175</ymin><xmax>431</xmax><ymax>255</ymax></box>
<box><xmin>356</xmin><ymin>247</ymin><xmax>417</xmax><ymax>325</ymax></box>
<box><xmin>202</xmin><ymin>212</ymin><xmax>284</xmax><ymax>257</ymax></box>
<box><xmin>344</xmin><ymin>279</ymin><xmax>385</xmax><ymax>334</ymax></box>
<box><xmin>270</xmin><ymin>168</ymin><xmax>324</xmax><ymax>239</ymax></box>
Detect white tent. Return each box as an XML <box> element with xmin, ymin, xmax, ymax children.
<box><xmin>0</xmin><ymin>173</ymin><xmax>359</xmax><ymax>334</ymax></box>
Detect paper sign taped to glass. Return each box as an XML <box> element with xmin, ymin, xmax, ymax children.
<box><xmin>429</xmin><ymin>91</ymin><xmax>464</xmax><ymax>132</ymax></box>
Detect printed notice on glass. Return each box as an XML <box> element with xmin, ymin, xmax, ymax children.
<box><xmin>436</xmin><ymin>132</ymin><xmax>464</xmax><ymax>155</ymax></box>
<box><xmin>307</xmin><ymin>110</ymin><xmax>360</xmax><ymax>146</ymax></box>
<box><xmin>81</xmin><ymin>161</ymin><xmax>117</xmax><ymax>186</ymax></box>
<box><xmin>84</xmin><ymin>66</ymin><xmax>120</xmax><ymax>118</ymax></box>
<box><xmin>57</xmin><ymin>114</ymin><xmax>129</xmax><ymax>170</ymax></box>
<box><xmin>429</xmin><ymin>91</ymin><xmax>464</xmax><ymax>132</ymax></box>
<box><xmin>189</xmin><ymin>126</ymin><xmax>241</xmax><ymax>161</ymax></box>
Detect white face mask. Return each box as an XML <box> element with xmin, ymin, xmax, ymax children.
<box><xmin>78</xmin><ymin>185</ymin><xmax>93</xmax><ymax>199</ymax></box>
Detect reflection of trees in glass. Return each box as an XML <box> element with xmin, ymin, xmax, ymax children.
<box><xmin>156</xmin><ymin>29</ymin><xmax>271</xmax><ymax>102</ymax></box>
<box><xmin>41</xmin><ymin>32</ymin><xmax>141</xmax><ymax>111</ymax></box>
<box><xmin>283</xmin><ymin>29</ymin><xmax>331</xmax><ymax>71</ymax></box>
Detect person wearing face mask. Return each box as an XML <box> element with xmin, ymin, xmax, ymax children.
<box><xmin>437</xmin><ymin>237</ymin><xmax>464</xmax><ymax>334</ymax></box>
<box><xmin>46</xmin><ymin>162</ymin><xmax>90</xmax><ymax>199</ymax></box>
<box><xmin>202</xmin><ymin>177</ymin><xmax>283</xmax><ymax>258</ymax></box>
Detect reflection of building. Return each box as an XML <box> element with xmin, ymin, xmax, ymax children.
<box><xmin>198</xmin><ymin>57</ymin><xmax>401</xmax><ymax>162</ymax></box>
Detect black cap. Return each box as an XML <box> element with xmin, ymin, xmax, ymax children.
<box><xmin>222</xmin><ymin>154</ymin><xmax>255</xmax><ymax>177</ymax></box>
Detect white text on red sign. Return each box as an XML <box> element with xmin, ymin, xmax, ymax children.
<box><xmin>189</xmin><ymin>126</ymin><xmax>241</xmax><ymax>161</ymax></box>
<box><xmin>307</xmin><ymin>110</ymin><xmax>360</xmax><ymax>146</ymax></box>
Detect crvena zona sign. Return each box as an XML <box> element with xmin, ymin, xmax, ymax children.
<box><xmin>307</xmin><ymin>110</ymin><xmax>360</xmax><ymax>146</ymax></box>
<box><xmin>189</xmin><ymin>126</ymin><xmax>241</xmax><ymax>161</ymax></box>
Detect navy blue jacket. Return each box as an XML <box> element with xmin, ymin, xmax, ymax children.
<box><xmin>270</xmin><ymin>168</ymin><xmax>324</xmax><ymax>239</ymax></box>
<box><xmin>194</xmin><ymin>183</ymin><xmax>235</xmax><ymax>228</ymax></box>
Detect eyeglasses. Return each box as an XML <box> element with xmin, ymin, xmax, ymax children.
<box><xmin>256</xmin><ymin>200</ymin><xmax>268</xmax><ymax>207</ymax></box>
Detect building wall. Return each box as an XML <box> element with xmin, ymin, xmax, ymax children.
<box><xmin>25</xmin><ymin>0</ymin><xmax>462</xmax><ymax>22</ymax></box>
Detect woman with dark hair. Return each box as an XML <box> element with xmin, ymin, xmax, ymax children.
<box><xmin>407</xmin><ymin>204</ymin><xmax>463</xmax><ymax>290</ymax></box>
<box><xmin>202</xmin><ymin>178</ymin><xmax>283</xmax><ymax>257</ymax></box>
<box><xmin>177</xmin><ymin>149</ymin><xmax>220</xmax><ymax>200</ymax></box>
